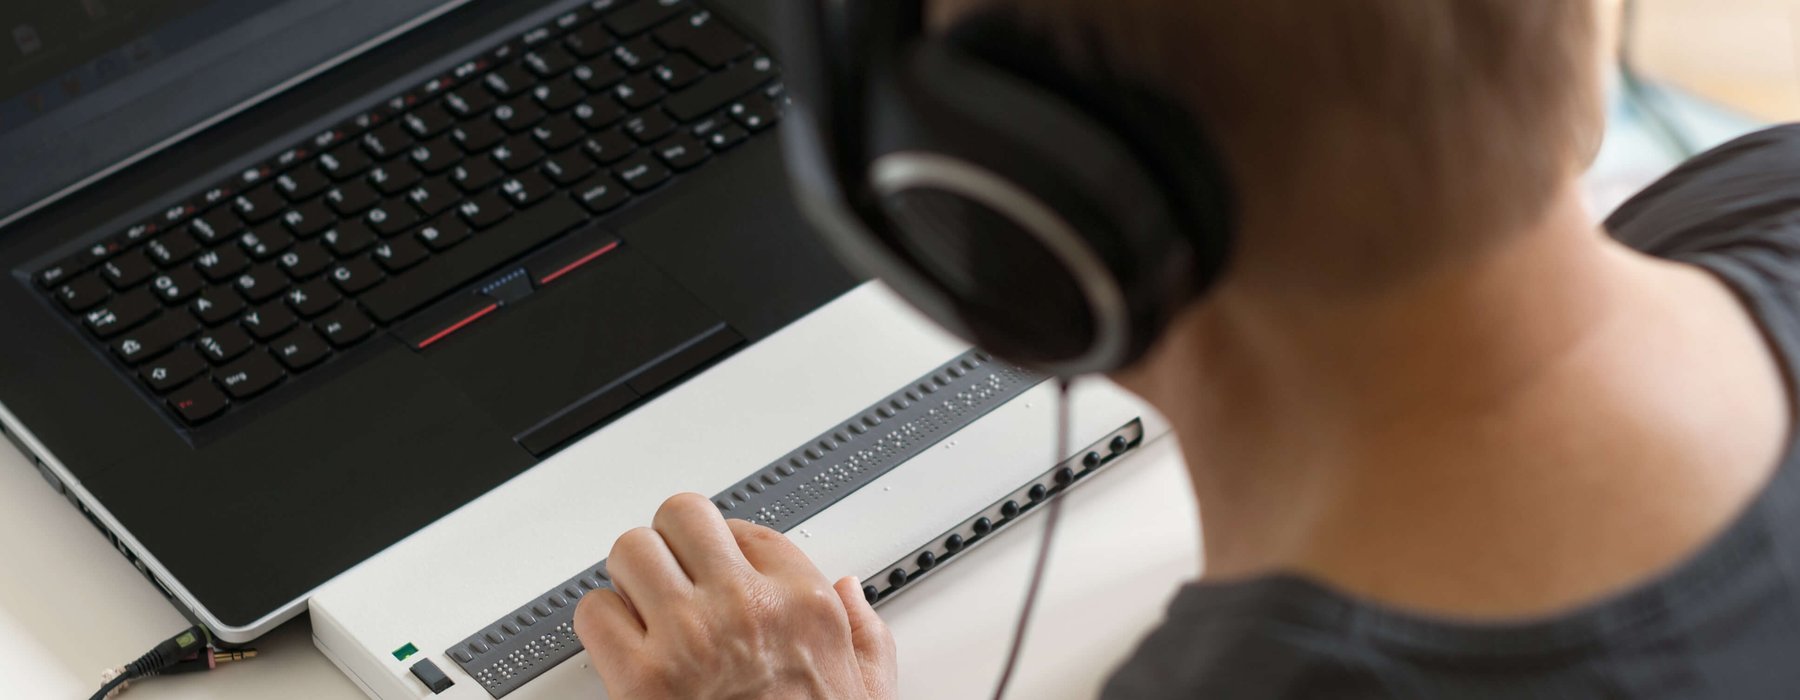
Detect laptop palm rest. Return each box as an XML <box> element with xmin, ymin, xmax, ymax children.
<box><xmin>419</xmin><ymin>243</ymin><xmax>738</xmax><ymax>456</ymax></box>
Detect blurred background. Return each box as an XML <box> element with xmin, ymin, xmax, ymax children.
<box><xmin>1590</xmin><ymin>0</ymin><xmax>1800</xmax><ymax>212</ymax></box>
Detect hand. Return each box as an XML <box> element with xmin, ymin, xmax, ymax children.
<box><xmin>575</xmin><ymin>493</ymin><xmax>898</xmax><ymax>699</ymax></box>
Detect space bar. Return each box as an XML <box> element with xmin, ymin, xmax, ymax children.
<box><xmin>361</xmin><ymin>197</ymin><xmax>587</xmax><ymax>324</ymax></box>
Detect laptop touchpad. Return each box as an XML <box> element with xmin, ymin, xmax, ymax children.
<box><xmin>420</xmin><ymin>242</ymin><xmax>733</xmax><ymax>454</ymax></box>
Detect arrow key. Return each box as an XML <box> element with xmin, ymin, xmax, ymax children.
<box><xmin>140</xmin><ymin>347</ymin><xmax>207</xmax><ymax>393</ymax></box>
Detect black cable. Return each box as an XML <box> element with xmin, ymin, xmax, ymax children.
<box><xmin>1618</xmin><ymin>0</ymin><xmax>1699</xmax><ymax>158</ymax></box>
<box><xmin>89</xmin><ymin>625</ymin><xmax>212</xmax><ymax>700</ymax></box>
<box><xmin>991</xmin><ymin>378</ymin><xmax>1073</xmax><ymax>700</ymax></box>
<box><xmin>90</xmin><ymin>673</ymin><xmax>131</xmax><ymax>700</ymax></box>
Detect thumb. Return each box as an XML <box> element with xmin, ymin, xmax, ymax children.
<box><xmin>834</xmin><ymin>576</ymin><xmax>899</xmax><ymax>699</ymax></box>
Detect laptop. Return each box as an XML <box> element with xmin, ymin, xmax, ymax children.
<box><xmin>0</xmin><ymin>0</ymin><xmax>855</xmax><ymax>642</ymax></box>
<box><xmin>0</xmin><ymin>6</ymin><xmax>1166</xmax><ymax>695</ymax></box>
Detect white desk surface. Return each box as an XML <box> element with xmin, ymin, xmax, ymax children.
<box><xmin>0</xmin><ymin>428</ymin><xmax>1199</xmax><ymax>699</ymax></box>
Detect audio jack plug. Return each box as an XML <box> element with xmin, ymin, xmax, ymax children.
<box><xmin>91</xmin><ymin>625</ymin><xmax>258</xmax><ymax>699</ymax></box>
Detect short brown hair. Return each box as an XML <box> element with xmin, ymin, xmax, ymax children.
<box><xmin>939</xmin><ymin>1</ymin><xmax>1603</xmax><ymax>289</ymax></box>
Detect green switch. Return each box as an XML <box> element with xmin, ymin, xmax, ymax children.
<box><xmin>392</xmin><ymin>642</ymin><xmax>419</xmax><ymax>661</ymax></box>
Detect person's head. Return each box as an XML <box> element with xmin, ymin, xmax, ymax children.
<box><xmin>932</xmin><ymin>0</ymin><xmax>1605</xmax><ymax>297</ymax></box>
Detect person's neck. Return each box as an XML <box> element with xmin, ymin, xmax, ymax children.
<box><xmin>1132</xmin><ymin>181</ymin><xmax>1789</xmax><ymax>616</ymax></box>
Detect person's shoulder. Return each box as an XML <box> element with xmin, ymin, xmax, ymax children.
<box><xmin>1100</xmin><ymin>582</ymin><xmax>1387</xmax><ymax>700</ymax></box>
<box><xmin>1606</xmin><ymin>123</ymin><xmax>1800</xmax><ymax>256</ymax></box>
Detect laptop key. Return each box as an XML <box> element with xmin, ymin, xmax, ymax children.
<box><xmin>102</xmin><ymin>251</ymin><xmax>157</xmax><ymax>289</ymax></box>
<box><xmin>572</xmin><ymin>98</ymin><xmax>626</xmax><ymax>131</ymax></box>
<box><xmin>582</xmin><ymin>128</ymin><xmax>636</xmax><ymax>165</ymax></box>
<box><xmin>315</xmin><ymin>305</ymin><xmax>375</xmax><ymax>348</ymax></box>
<box><xmin>215</xmin><ymin>352</ymin><xmax>285</xmax><ymax>400</ymax></box>
<box><xmin>366</xmin><ymin>201</ymin><xmax>422</xmax><ymax>237</ymax></box>
<box><xmin>196</xmin><ymin>325</ymin><xmax>254</xmax><ymax>364</ymax></box>
<box><xmin>453</xmin><ymin>119</ymin><xmax>507</xmax><ymax>153</ymax></box>
<box><xmin>485</xmin><ymin>62</ymin><xmax>536</xmax><ymax>98</ymax></box>
<box><xmin>140</xmin><ymin>347</ymin><xmax>207</xmax><ymax>393</ymax></box>
<box><xmin>373</xmin><ymin>237</ymin><xmax>430</xmax><ymax>273</ymax></box>
<box><xmin>402</xmin><ymin>179</ymin><xmax>459</xmax><ymax>218</ymax></box>
<box><xmin>573</xmin><ymin>60</ymin><xmax>627</xmax><ymax>92</ymax></box>
<box><xmin>326</xmin><ymin>182</ymin><xmax>381</xmax><ymax>216</ymax></box>
<box><xmin>730</xmin><ymin>93</ymin><xmax>780</xmax><ymax>131</ymax></box>
<box><xmin>573</xmin><ymin>175</ymin><xmax>630</xmax><ymax>214</ymax></box>
<box><xmin>613</xmin><ymin>74</ymin><xmax>666</xmax><ymax>111</ymax></box>
<box><xmin>665</xmin><ymin>55</ymin><xmax>776</xmax><ymax>122</ymax></box>
<box><xmin>323</xmin><ymin>222</ymin><xmax>379</xmax><ymax>258</ymax></box>
<box><xmin>612</xmin><ymin>36</ymin><xmax>666</xmax><ymax>72</ymax></box>
<box><xmin>192</xmin><ymin>288</ymin><xmax>246</xmax><ymax>326</ymax></box>
<box><xmin>532</xmin><ymin>77</ymin><xmax>586</xmax><ymax>112</ymax></box>
<box><xmin>605</xmin><ymin>0</ymin><xmax>689</xmax><ymax>37</ymax></box>
<box><xmin>195</xmin><ymin>246</ymin><xmax>250</xmax><ymax>283</ymax></box>
<box><xmin>281</xmin><ymin>201</ymin><xmax>336</xmax><ymax>238</ymax></box>
<box><xmin>654</xmin><ymin>133</ymin><xmax>709</xmax><ymax>171</ymax></box>
<box><xmin>168</xmin><ymin>381</ymin><xmax>229</xmax><ymax>425</ymax></box>
<box><xmin>242</xmin><ymin>301</ymin><xmax>298</xmax><ymax>341</ymax></box>
<box><xmin>653</xmin><ymin>54</ymin><xmax>706</xmax><ymax>89</ymax></box>
<box><xmin>150</xmin><ymin>268</ymin><xmax>206</xmax><ymax>304</ymax></box>
<box><xmin>319</xmin><ymin>144</ymin><xmax>373</xmax><ymax>181</ymax></box>
<box><xmin>499</xmin><ymin>172</ymin><xmax>555</xmax><ymax>208</ymax></box>
<box><xmin>113</xmin><ymin>313</ymin><xmax>199</xmax><ymax>365</ymax></box>
<box><xmin>240</xmin><ymin>225</ymin><xmax>296</xmax><ymax>261</ymax></box>
<box><xmin>233</xmin><ymin>185</ymin><xmax>286</xmax><ymax>224</ymax></box>
<box><xmin>443</xmin><ymin>87</ymin><xmax>495</xmax><ymax>119</ymax></box>
<box><xmin>416</xmin><ymin>215</ymin><xmax>472</xmax><ymax>252</ymax></box>
<box><xmin>403</xmin><ymin>102</ymin><xmax>456</xmax><ymax>140</ymax></box>
<box><xmin>270</xmin><ymin>327</ymin><xmax>332</xmax><ymax>371</ymax></box>
<box><xmin>146</xmin><ymin>231</ymin><xmax>201</xmax><ymax>267</ymax></box>
<box><xmin>278</xmin><ymin>241</ymin><xmax>334</xmax><ymax>279</ymax></box>
<box><xmin>286</xmin><ymin>279</ymin><xmax>342</xmax><ymax>318</ymax></box>
<box><xmin>368</xmin><ymin>161</ymin><xmax>423</xmax><ymax>197</ymax></box>
<box><xmin>84</xmin><ymin>289</ymin><xmax>160</xmax><ymax>338</ymax></box>
<box><xmin>543</xmin><ymin>150</ymin><xmax>597</xmax><ymax>186</ymax></box>
<box><xmin>362</xmin><ymin>122</ymin><xmax>414</xmax><ymax>161</ymax></box>
<box><xmin>613</xmin><ymin>152</ymin><xmax>671</xmax><ymax>192</ymax></box>
<box><xmin>360</xmin><ymin>196</ymin><xmax>586</xmax><ymax>324</ymax></box>
<box><xmin>532</xmin><ymin>115</ymin><xmax>585</xmax><ymax>151</ymax></box>
<box><xmin>37</xmin><ymin>254</ymin><xmax>89</xmax><ymax>288</ymax></box>
<box><xmin>235</xmin><ymin>262</ymin><xmax>288</xmax><ymax>303</ymax></box>
<box><xmin>451</xmin><ymin>159</ymin><xmax>504</xmax><ymax>193</ymax></box>
<box><xmin>563</xmin><ymin>24</ymin><xmax>614</xmax><ymax>58</ymax></box>
<box><xmin>56</xmin><ymin>274</ymin><xmax>110</xmax><ymax>313</ymax></box>
<box><xmin>492</xmin><ymin>135</ymin><xmax>545</xmax><ymax>173</ymax></box>
<box><xmin>624</xmin><ymin>111</ymin><xmax>676</xmax><ymax>144</ymax></box>
<box><xmin>190</xmin><ymin>208</ymin><xmax>244</xmax><ymax>244</ymax></box>
<box><xmin>494</xmin><ymin>99</ymin><xmax>546</xmax><ymax>133</ymax></box>
<box><xmin>409</xmin><ymin>137</ymin><xmax>461</xmax><ymax>174</ymax></box>
<box><xmin>655</xmin><ymin>10</ymin><xmax>752</xmax><ymax>69</ymax></box>
<box><xmin>275</xmin><ymin>166</ymin><xmax>331</xmax><ymax>202</ymax></box>
<box><xmin>329</xmin><ymin>258</ymin><xmax>385</xmax><ymax>295</ymax></box>
<box><xmin>524</xmin><ymin>46</ymin><xmax>577</xmax><ymax>78</ymax></box>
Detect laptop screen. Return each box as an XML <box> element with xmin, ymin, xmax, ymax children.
<box><xmin>0</xmin><ymin>0</ymin><xmax>463</xmax><ymax>228</ymax></box>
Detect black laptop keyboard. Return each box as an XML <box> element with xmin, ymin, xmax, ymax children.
<box><xmin>28</xmin><ymin>0</ymin><xmax>784</xmax><ymax>427</ymax></box>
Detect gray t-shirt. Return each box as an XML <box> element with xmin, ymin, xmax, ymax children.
<box><xmin>1103</xmin><ymin>124</ymin><xmax>1800</xmax><ymax>699</ymax></box>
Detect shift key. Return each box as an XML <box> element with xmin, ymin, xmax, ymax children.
<box><xmin>359</xmin><ymin>197</ymin><xmax>588</xmax><ymax>324</ymax></box>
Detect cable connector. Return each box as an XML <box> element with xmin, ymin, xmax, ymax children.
<box><xmin>90</xmin><ymin>625</ymin><xmax>227</xmax><ymax>700</ymax></box>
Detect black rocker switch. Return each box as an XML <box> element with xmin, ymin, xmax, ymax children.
<box><xmin>411</xmin><ymin>658</ymin><xmax>456</xmax><ymax>694</ymax></box>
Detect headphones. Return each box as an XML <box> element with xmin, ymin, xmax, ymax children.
<box><xmin>780</xmin><ymin>0</ymin><xmax>1238</xmax><ymax>376</ymax></box>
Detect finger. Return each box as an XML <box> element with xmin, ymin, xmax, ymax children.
<box><xmin>605</xmin><ymin>526</ymin><xmax>691</xmax><ymax>625</ymax></box>
<box><xmin>727</xmin><ymin>518</ymin><xmax>826</xmax><ymax>581</ymax></box>
<box><xmin>574</xmin><ymin>587</ymin><xmax>643</xmax><ymax>651</ymax></box>
<box><xmin>651</xmin><ymin>493</ymin><xmax>752</xmax><ymax>585</ymax></box>
<box><xmin>835</xmin><ymin>576</ymin><xmax>900</xmax><ymax>699</ymax></box>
